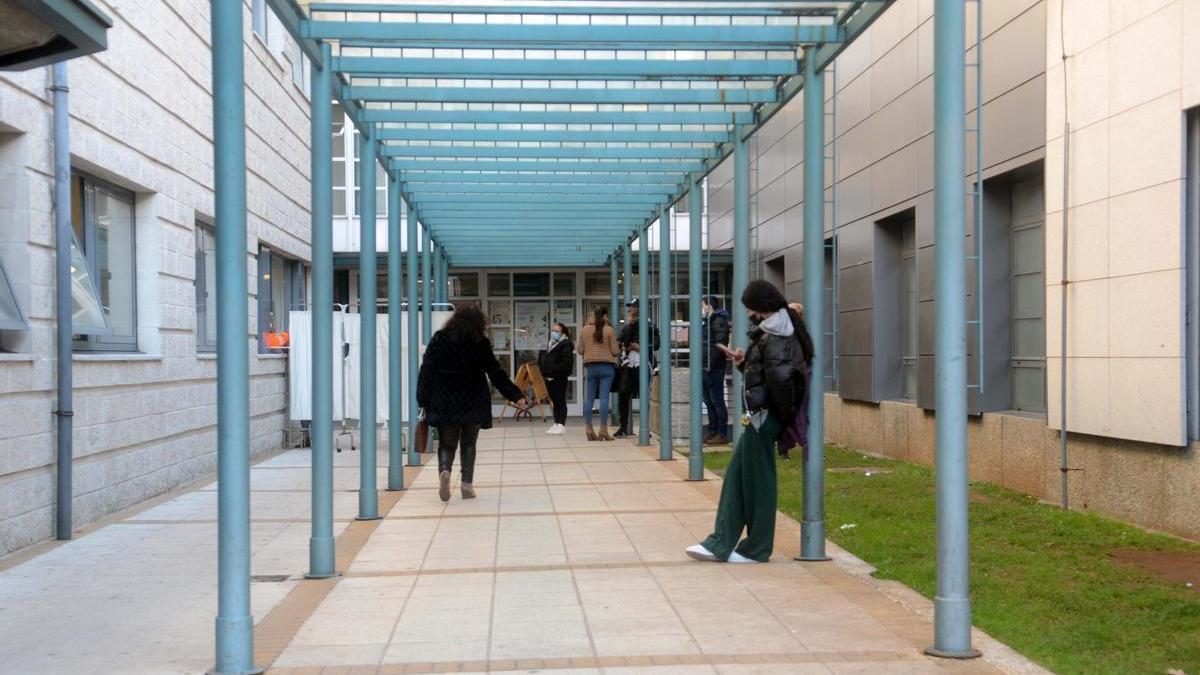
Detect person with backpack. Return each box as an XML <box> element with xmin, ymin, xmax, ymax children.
<box><xmin>539</xmin><ymin>322</ymin><xmax>575</xmax><ymax>435</ymax></box>
<box><xmin>615</xmin><ymin>298</ymin><xmax>660</xmax><ymax>438</ymax></box>
<box><xmin>417</xmin><ymin>303</ymin><xmax>527</xmax><ymax>502</ymax></box>
<box><xmin>685</xmin><ymin>280</ymin><xmax>814</xmax><ymax>564</ymax></box>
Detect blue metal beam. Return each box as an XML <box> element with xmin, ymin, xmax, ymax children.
<box><xmin>929</xmin><ymin>0</ymin><xmax>978</xmax><ymax>661</ymax></box>
<box><xmin>405</xmin><ymin>181</ymin><xmax>681</xmax><ymax>192</ymax></box>
<box><xmin>397</xmin><ymin>173</ymin><xmax>682</xmax><ymax>186</ymax></box>
<box><xmin>686</xmin><ymin>177</ymin><xmax>704</xmax><ymax>481</ymax></box>
<box><xmin>211</xmin><ymin>0</ymin><xmax>255</xmax><ymax>670</ymax></box>
<box><xmin>309</xmin><ymin>2</ymin><xmax>858</xmax><ymax>17</ymax></box>
<box><xmin>798</xmin><ymin>49</ymin><xmax>830</xmax><ymax>563</ymax></box>
<box><xmin>382</xmin><ymin>145</ymin><xmax>719</xmax><ymax>160</ymax></box>
<box><xmin>406</xmin><ymin>211</ymin><xmax>420</xmax><ymax>467</ymax></box>
<box><xmin>357</xmin><ymin>127</ymin><xmax>380</xmax><ymax>522</ymax></box>
<box><xmin>376</xmin><ymin>128</ymin><xmax>730</xmax><ymax>144</ymax></box>
<box><xmin>304</xmin><ymin>20</ymin><xmax>846</xmax><ymax>47</ymax></box>
<box><xmin>420</xmin><ymin>207</ymin><xmax>652</xmax><ymax>217</ymax></box>
<box><xmin>730</xmin><ymin>125</ymin><xmax>750</xmax><ymax>450</ymax></box>
<box><xmin>393</xmin><ymin>159</ymin><xmax>703</xmax><ymax>173</ymax></box>
<box><xmin>348</xmin><ymin>85</ymin><xmax>777</xmax><ymax>105</ymax></box>
<box><xmin>307</xmin><ymin>42</ymin><xmax>336</xmax><ymax>581</ymax></box>
<box><xmin>414</xmin><ymin>196</ymin><xmax>667</xmax><ymax>206</ymax></box>
<box><xmin>658</xmin><ymin>204</ymin><xmax>672</xmax><ymax>462</ymax></box>
<box><xmin>425</xmin><ymin>218</ymin><xmax>640</xmax><ymax>227</ymax></box>
<box><xmin>363</xmin><ymin>109</ymin><xmax>756</xmax><ymax>126</ymax></box>
<box><xmin>637</xmin><ymin>229</ymin><xmax>651</xmax><ymax>447</ymax></box>
<box><xmin>386</xmin><ymin>173</ymin><xmax>404</xmax><ymax>492</ymax></box>
<box><xmin>335</xmin><ymin>56</ymin><xmax>798</xmax><ymax>79</ymax></box>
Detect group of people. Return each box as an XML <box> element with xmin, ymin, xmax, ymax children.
<box><xmin>416</xmin><ymin>279</ymin><xmax>814</xmax><ymax>565</ymax></box>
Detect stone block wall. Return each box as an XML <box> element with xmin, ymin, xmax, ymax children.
<box><xmin>823</xmin><ymin>394</ymin><xmax>1200</xmax><ymax>541</ymax></box>
<box><xmin>0</xmin><ymin>0</ymin><xmax>310</xmax><ymax>555</ymax></box>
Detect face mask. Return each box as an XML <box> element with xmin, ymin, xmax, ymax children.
<box><xmin>550</xmin><ymin>331</ymin><xmax>562</xmax><ymax>342</ymax></box>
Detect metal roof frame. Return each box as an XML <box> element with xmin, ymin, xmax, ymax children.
<box><xmin>265</xmin><ymin>0</ymin><xmax>891</xmax><ymax>267</ymax></box>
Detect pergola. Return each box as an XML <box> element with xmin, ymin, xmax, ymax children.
<box><xmin>206</xmin><ymin>1</ymin><xmax>979</xmax><ymax>672</ymax></box>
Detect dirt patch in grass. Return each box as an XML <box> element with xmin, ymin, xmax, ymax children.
<box><xmin>1111</xmin><ymin>549</ymin><xmax>1200</xmax><ymax>591</ymax></box>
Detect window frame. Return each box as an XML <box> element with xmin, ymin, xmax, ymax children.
<box><xmin>899</xmin><ymin>220</ymin><xmax>918</xmax><ymax>400</ymax></box>
<box><xmin>194</xmin><ymin>221</ymin><xmax>217</xmax><ymax>353</ymax></box>
<box><xmin>0</xmin><ymin>256</ymin><xmax>26</xmax><ymax>332</ymax></box>
<box><xmin>72</xmin><ymin>172</ymin><xmax>138</xmax><ymax>353</ymax></box>
<box><xmin>256</xmin><ymin>245</ymin><xmax>306</xmax><ymax>354</ymax></box>
<box><xmin>1008</xmin><ymin>177</ymin><xmax>1046</xmax><ymax>413</ymax></box>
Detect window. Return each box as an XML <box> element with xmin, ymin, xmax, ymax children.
<box><xmin>72</xmin><ymin>173</ymin><xmax>137</xmax><ymax>351</ymax></box>
<box><xmin>257</xmin><ymin>246</ymin><xmax>306</xmax><ymax>353</ymax></box>
<box><xmin>900</xmin><ymin>219</ymin><xmax>917</xmax><ymax>399</ymax></box>
<box><xmin>251</xmin><ymin>0</ymin><xmax>266</xmax><ymax>39</ymax></box>
<box><xmin>352</xmin><ymin>129</ymin><xmax>388</xmax><ymax>219</ymax></box>
<box><xmin>487</xmin><ymin>273</ymin><xmax>510</xmax><ymax>297</ymax></box>
<box><xmin>289</xmin><ymin>40</ymin><xmax>311</xmax><ymax>97</ymax></box>
<box><xmin>332</xmin><ymin>104</ymin><xmax>347</xmax><ymax>217</ymax></box>
<box><xmin>0</xmin><ymin>257</ymin><xmax>25</xmax><ymax>331</ymax></box>
<box><xmin>823</xmin><ymin>235</ymin><xmax>837</xmax><ymax>392</ymax></box>
<box><xmin>513</xmin><ymin>273</ymin><xmax>550</xmax><ymax>297</ymax></box>
<box><xmin>449</xmin><ymin>272</ymin><xmax>480</xmax><ymax>298</ymax></box>
<box><xmin>195</xmin><ymin>222</ymin><xmax>217</xmax><ymax>352</ymax></box>
<box><xmin>1010</xmin><ymin>177</ymin><xmax>1046</xmax><ymax>412</ymax></box>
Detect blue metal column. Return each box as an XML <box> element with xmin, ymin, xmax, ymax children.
<box><xmin>609</xmin><ymin>253</ymin><xmax>619</xmax><ymax>426</ymax></box>
<box><xmin>422</xmin><ymin>228</ymin><xmax>432</xmax><ymax>343</ymax></box>
<box><xmin>307</xmin><ymin>43</ymin><xmax>336</xmax><ymax>578</ymax></box>
<box><xmin>687</xmin><ymin>177</ymin><xmax>704</xmax><ymax>480</ymax></box>
<box><xmin>386</xmin><ymin>173</ymin><xmax>404</xmax><ymax>491</ymax></box>
<box><xmin>799</xmin><ymin>50</ymin><xmax>831</xmax><ymax>562</ymax></box>
<box><xmin>637</xmin><ymin>227</ymin><xmax>651</xmax><ymax>447</ymax></box>
<box><xmin>357</xmin><ymin>128</ymin><xmax>380</xmax><ymax>521</ymax></box>
<box><xmin>439</xmin><ymin>251</ymin><xmax>448</xmax><ymax>303</ymax></box>
<box><xmin>406</xmin><ymin>208</ymin><xmax>421</xmax><ymax>467</ymax></box>
<box><xmin>210</xmin><ymin>0</ymin><xmax>257</xmax><ymax>670</ymax></box>
<box><xmin>731</xmin><ymin>126</ymin><xmax>751</xmax><ymax>448</ymax></box>
<box><xmin>658</xmin><ymin>205</ymin><xmax>672</xmax><ymax>460</ymax></box>
<box><xmin>928</xmin><ymin>0</ymin><xmax>979</xmax><ymax>659</ymax></box>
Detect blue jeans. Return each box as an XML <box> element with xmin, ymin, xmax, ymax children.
<box><xmin>703</xmin><ymin>368</ymin><xmax>728</xmax><ymax>437</ymax></box>
<box><xmin>583</xmin><ymin>363</ymin><xmax>616</xmax><ymax>426</ymax></box>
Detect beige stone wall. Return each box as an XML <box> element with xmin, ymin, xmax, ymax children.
<box><xmin>1044</xmin><ymin>0</ymin><xmax>1199</xmax><ymax>446</ymax></box>
<box><xmin>823</xmin><ymin>393</ymin><xmax>1200</xmax><ymax>541</ymax></box>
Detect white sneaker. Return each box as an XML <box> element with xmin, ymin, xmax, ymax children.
<box><xmin>545</xmin><ymin>424</ymin><xmax>558</xmax><ymax>435</ymax></box>
<box><xmin>685</xmin><ymin>544</ymin><xmax>717</xmax><ymax>562</ymax></box>
<box><xmin>727</xmin><ymin>551</ymin><xmax>760</xmax><ymax>564</ymax></box>
<box><xmin>551</xmin><ymin>424</ymin><xmax>567</xmax><ymax>435</ymax></box>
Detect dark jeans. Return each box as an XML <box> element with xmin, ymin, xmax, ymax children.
<box><xmin>617</xmin><ymin>390</ymin><xmax>633</xmax><ymax>434</ymax></box>
<box><xmin>547</xmin><ymin>377</ymin><xmax>569</xmax><ymax>425</ymax></box>
<box><xmin>702</xmin><ymin>368</ymin><xmax>728</xmax><ymax>437</ymax></box>
<box><xmin>437</xmin><ymin>424</ymin><xmax>481</xmax><ymax>483</ymax></box>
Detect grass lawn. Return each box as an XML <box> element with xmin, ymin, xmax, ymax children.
<box><xmin>702</xmin><ymin>445</ymin><xmax>1200</xmax><ymax>675</ymax></box>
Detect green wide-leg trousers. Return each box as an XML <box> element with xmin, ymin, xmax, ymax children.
<box><xmin>701</xmin><ymin>414</ymin><xmax>780</xmax><ymax>562</ymax></box>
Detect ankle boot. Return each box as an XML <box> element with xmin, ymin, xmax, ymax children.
<box><xmin>599</xmin><ymin>424</ymin><xmax>614</xmax><ymax>441</ymax></box>
<box><xmin>461</xmin><ymin>482</ymin><xmax>476</xmax><ymax>499</ymax></box>
<box><xmin>438</xmin><ymin>471</ymin><xmax>451</xmax><ymax>502</ymax></box>
<box><xmin>585</xmin><ymin>423</ymin><xmax>598</xmax><ymax>441</ymax></box>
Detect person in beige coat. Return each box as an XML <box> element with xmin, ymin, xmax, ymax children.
<box><xmin>577</xmin><ymin>306</ymin><xmax>620</xmax><ymax>440</ymax></box>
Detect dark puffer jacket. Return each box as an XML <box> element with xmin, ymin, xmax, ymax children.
<box><xmin>417</xmin><ymin>330</ymin><xmax>523</xmax><ymax>429</ymax></box>
<box><xmin>740</xmin><ymin>326</ymin><xmax>807</xmax><ymax>424</ymax></box>
<box><xmin>539</xmin><ymin>339</ymin><xmax>575</xmax><ymax>380</ymax></box>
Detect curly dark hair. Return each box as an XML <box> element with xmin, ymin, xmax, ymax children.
<box><xmin>441</xmin><ymin>302</ymin><xmax>488</xmax><ymax>343</ymax></box>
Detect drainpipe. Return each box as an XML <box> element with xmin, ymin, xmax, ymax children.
<box><xmin>1059</xmin><ymin>0</ymin><xmax>1072</xmax><ymax>510</ymax></box>
<box><xmin>51</xmin><ymin>62</ymin><xmax>73</xmax><ymax>541</ymax></box>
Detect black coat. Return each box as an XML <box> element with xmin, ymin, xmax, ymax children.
<box><xmin>701</xmin><ymin>309</ymin><xmax>731</xmax><ymax>372</ymax></box>
<box><xmin>539</xmin><ymin>339</ymin><xmax>575</xmax><ymax>380</ymax></box>
<box><xmin>740</xmin><ymin>326</ymin><xmax>807</xmax><ymax>424</ymax></box>
<box><xmin>417</xmin><ymin>330</ymin><xmax>523</xmax><ymax>429</ymax></box>
<box><xmin>618</xmin><ymin>319</ymin><xmax>661</xmax><ymax>369</ymax></box>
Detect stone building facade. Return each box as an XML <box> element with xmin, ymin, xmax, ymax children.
<box><xmin>0</xmin><ymin>0</ymin><xmax>313</xmax><ymax>554</ymax></box>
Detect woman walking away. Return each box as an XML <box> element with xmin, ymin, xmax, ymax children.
<box><xmin>540</xmin><ymin>323</ymin><xmax>575</xmax><ymax>435</ymax></box>
<box><xmin>686</xmin><ymin>280</ymin><xmax>813</xmax><ymax>563</ymax></box>
<box><xmin>418</xmin><ymin>303</ymin><xmax>526</xmax><ymax>502</ymax></box>
<box><xmin>577</xmin><ymin>306</ymin><xmax>619</xmax><ymax>441</ymax></box>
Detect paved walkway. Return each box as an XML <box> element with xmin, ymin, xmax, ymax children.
<box><xmin>0</xmin><ymin>423</ymin><xmax>1038</xmax><ymax>674</ymax></box>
